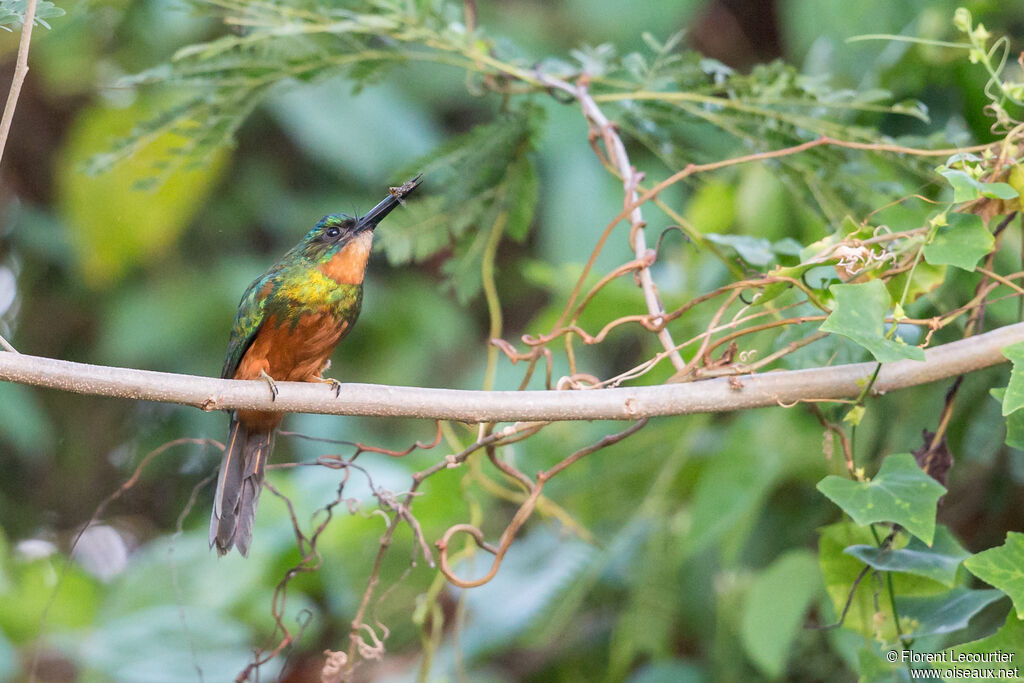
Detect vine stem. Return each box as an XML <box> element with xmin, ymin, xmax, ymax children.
<box><xmin>536</xmin><ymin>72</ymin><xmax>687</xmax><ymax>372</ymax></box>
<box><xmin>0</xmin><ymin>322</ymin><xmax>1021</xmax><ymax>421</ymax></box>
<box><xmin>481</xmin><ymin>208</ymin><xmax>507</xmax><ymax>391</ymax></box>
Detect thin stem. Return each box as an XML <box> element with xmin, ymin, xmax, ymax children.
<box><xmin>870</xmin><ymin>525</ymin><xmax>909</xmax><ymax>648</ymax></box>
<box><xmin>0</xmin><ymin>0</ymin><xmax>38</xmax><ymax>166</ymax></box>
<box><xmin>481</xmin><ymin>209</ymin><xmax>508</xmax><ymax>392</ymax></box>
<box><xmin>0</xmin><ymin>334</ymin><xmax>18</xmax><ymax>353</ymax></box>
<box><xmin>536</xmin><ymin>72</ymin><xmax>686</xmax><ymax>372</ymax></box>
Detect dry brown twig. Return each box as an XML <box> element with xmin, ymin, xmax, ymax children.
<box><xmin>0</xmin><ymin>0</ymin><xmax>37</xmax><ymax>165</ymax></box>
<box><xmin>331</xmin><ymin>419</ymin><xmax>552</xmax><ymax>678</ymax></box>
<box><xmin>30</xmin><ymin>438</ymin><xmax>222</xmax><ymax>683</ymax></box>
<box><xmin>535</xmin><ymin>70</ymin><xmax>686</xmax><ymax>372</ymax></box>
<box><xmin>435</xmin><ymin>418</ymin><xmax>649</xmax><ymax>588</ymax></box>
<box><xmin>0</xmin><ymin>2</ymin><xmax>38</xmax><ymax>355</ymax></box>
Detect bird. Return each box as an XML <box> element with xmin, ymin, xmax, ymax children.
<box><xmin>210</xmin><ymin>175</ymin><xmax>421</xmax><ymax>556</ymax></box>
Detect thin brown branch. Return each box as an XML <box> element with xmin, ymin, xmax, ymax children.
<box><xmin>0</xmin><ymin>334</ymin><xmax>17</xmax><ymax>353</ymax></box>
<box><xmin>30</xmin><ymin>437</ymin><xmax>221</xmax><ymax>683</ymax></box>
<box><xmin>816</xmin><ymin>563</ymin><xmax>872</xmax><ymax>631</ymax></box>
<box><xmin>809</xmin><ymin>405</ymin><xmax>855</xmax><ymax>475</ymax></box>
<box><xmin>541</xmin><ymin>417</ymin><xmax>648</xmax><ymax>480</ymax></box>
<box><xmin>975</xmin><ymin>266</ymin><xmax>1024</xmax><ymax>297</ymax></box>
<box><xmin>538</xmin><ymin>135</ymin><xmax>983</xmax><ymax>331</ymax></box>
<box><xmin>1</xmin><ymin>321</ymin><xmax>1022</xmax><ymax>421</ymax></box>
<box><xmin>436</xmin><ymin>419</ymin><xmax>647</xmax><ymax>588</ymax></box>
<box><xmin>536</xmin><ymin>72</ymin><xmax>687</xmax><ymax>371</ymax></box>
<box><xmin>693</xmin><ymin>331</ymin><xmax>830</xmax><ymax>379</ymax></box>
<box><xmin>284</xmin><ymin>421</ymin><xmax>444</xmax><ymax>458</ymax></box>
<box><xmin>0</xmin><ymin>0</ymin><xmax>38</xmax><ymax>165</ymax></box>
<box><xmin>346</xmin><ymin>512</ymin><xmax>401</xmax><ymax>668</ymax></box>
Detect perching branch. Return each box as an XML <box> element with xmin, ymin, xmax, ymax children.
<box><xmin>0</xmin><ymin>322</ymin><xmax>1020</xmax><ymax>422</ymax></box>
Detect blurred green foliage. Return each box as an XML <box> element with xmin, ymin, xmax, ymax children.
<box><xmin>0</xmin><ymin>0</ymin><xmax>63</xmax><ymax>30</ymax></box>
<box><xmin>1</xmin><ymin>0</ymin><xmax>1024</xmax><ymax>682</ymax></box>
<box><xmin>57</xmin><ymin>97</ymin><xmax>228</xmax><ymax>286</ymax></box>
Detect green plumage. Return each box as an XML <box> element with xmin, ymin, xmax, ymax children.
<box><xmin>212</xmin><ymin>176</ymin><xmax>421</xmax><ymax>557</ymax></box>
<box><xmin>221</xmin><ymin>214</ymin><xmax>364</xmax><ymax>381</ymax></box>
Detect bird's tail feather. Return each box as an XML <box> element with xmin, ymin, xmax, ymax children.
<box><xmin>210</xmin><ymin>415</ymin><xmax>273</xmax><ymax>556</ymax></box>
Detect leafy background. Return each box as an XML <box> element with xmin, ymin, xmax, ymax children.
<box><xmin>1</xmin><ymin>0</ymin><xmax>1024</xmax><ymax>681</ymax></box>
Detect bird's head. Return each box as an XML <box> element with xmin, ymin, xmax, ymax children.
<box><xmin>296</xmin><ymin>175</ymin><xmax>421</xmax><ymax>283</ymax></box>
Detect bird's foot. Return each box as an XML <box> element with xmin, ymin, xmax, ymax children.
<box><xmin>312</xmin><ymin>374</ymin><xmax>342</xmax><ymax>398</ymax></box>
<box><xmin>259</xmin><ymin>370</ymin><xmax>279</xmax><ymax>401</ymax></box>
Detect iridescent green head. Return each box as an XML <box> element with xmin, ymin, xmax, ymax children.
<box><xmin>296</xmin><ymin>176</ymin><xmax>421</xmax><ymax>263</ymax></box>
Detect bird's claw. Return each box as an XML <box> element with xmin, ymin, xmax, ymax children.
<box><xmin>259</xmin><ymin>370</ymin><xmax>279</xmax><ymax>401</ymax></box>
<box><xmin>312</xmin><ymin>374</ymin><xmax>342</xmax><ymax>397</ymax></box>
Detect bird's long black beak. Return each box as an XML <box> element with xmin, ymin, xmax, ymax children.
<box><xmin>354</xmin><ymin>174</ymin><xmax>422</xmax><ymax>233</ymax></box>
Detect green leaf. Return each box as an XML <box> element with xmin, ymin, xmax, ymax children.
<box><xmin>817</xmin><ymin>453</ymin><xmax>946</xmax><ymax>545</ymax></box>
<box><xmin>940</xmin><ymin>169</ymin><xmax>1020</xmax><ymax>202</ymax></box>
<box><xmin>820</xmin><ymin>280</ymin><xmax>926</xmax><ymax>362</ymax></box>
<box><xmin>705</xmin><ymin>227</ymin><xmax>803</xmax><ymax>267</ymax></box>
<box><xmin>818</xmin><ymin>522</ymin><xmax>946</xmax><ymax>640</ymax></box>
<box><xmin>377</xmin><ymin>105</ymin><xmax>542</xmax><ymax>301</ymax></box>
<box><xmin>0</xmin><ymin>553</ymin><xmax>101</xmax><ymax>643</ymax></box>
<box><xmin>440</xmin><ymin>222</ymin><xmax>490</xmax><ymax>304</ymax></box>
<box><xmin>895</xmin><ymin>587</ymin><xmax>1004</xmax><ymax>638</ymax></box>
<box><xmin>843</xmin><ymin>525</ymin><xmax>970</xmax><ymax>587</ymax></box>
<box><xmin>980</xmin><ymin>181</ymin><xmax>1020</xmax><ymax>200</ymax></box>
<box><xmin>705</xmin><ymin>233</ymin><xmax>775</xmax><ymax>266</ymax></box>
<box><xmin>740</xmin><ymin>550</ymin><xmax>821</xmax><ymax>678</ymax></box>
<box><xmin>963</xmin><ymin>532</ymin><xmax>1024</xmax><ymax>618</ymax></box>
<box><xmin>1001</xmin><ymin>342</ymin><xmax>1024</xmax><ymax>416</ymax></box>
<box><xmin>684</xmin><ymin>446</ymin><xmax>780</xmax><ymax>558</ymax></box>
<box><xmin>799</xmin><ymin>217</ymin><xmax>868</xmax><ymax>263</ymax></box>
<box><xmin>945</xmin><ymin>610</ymin><xmax>1024</xmax><ymax>665</ymax></box>
<box><xmin>923</xmin><ymin>213</ymin><xmax>994</xmax><ymax>271</ymax></box>
<box><xmin>857</xmin><ymin>647</ymin><xmax>909</xmax><ymax>683</ymax></box>
<box><xmin>0</xmin><ymin>0</ymin><xmax>64</xmax><ymax>28</ymax></box>
<box><xmin>686</xmin><ymin>181</ymin><xmax>736</xmax><ymax>235</ymax></box>
<box><xmin>772</xmin><ymin>237</ymin><xmax>804</xmax><ymax>256</ymax></box>
<box><xmin>503</xmin><ymin>153</ymin><xmax>539</xmax><ymax>242</ymax></box>
<box><xmin>991</xmin><ymin>388</ymin><xmax>1024</xmax><ymax>449</ymax></box>
<box><xmin>885</xmin><ymin>260</ymin><xmax>946</xmax><ymax>305</ymax></box>
<box><xmin>940</xmin><ymin>169</ymin><xmax>983</xmax><ymax>202</ymax></box>
<box><xmin>1008</xmin><ymin>410</ymin><xmax>1024</xmax><ymax>450</ymax></box>
<box><xmin>608</xmin><ymin>521</ymin><xmax>683</xmax><ymax>680</ymax></box>
<box><xmin>844</xmin><ymin>405</ymin><xmax>866</xmax><ymax>426</ymax></box>
<box><xmin>749</xmin><ymin>264</ymin><xmax>813</xmax><ymax>307</ymax></box>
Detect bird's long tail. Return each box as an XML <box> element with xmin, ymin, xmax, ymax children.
<box><xmin>210</xmin><ymin>415</ymin><xmax>274</xmax><ymax>557</ymax></box>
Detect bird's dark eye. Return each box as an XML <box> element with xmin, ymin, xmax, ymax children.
<box><xmin>325</xmin><ymin>226</ymin><xmax>341</xmax><ymax>238</ymax></box>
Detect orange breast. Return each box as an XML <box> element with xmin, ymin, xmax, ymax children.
<box><xmin>233</xmin><ymin>235</ymin><xmax>369</xmax><ymax>430</ymax></box>
<box><xmin>234</xmin><ymin>313</ymin><xmax>350</xmax><ymax>383</ymax></box>
<box><xmin>319</xmin><ymin>231</ymin><xmax>373</xmax><ymax>284</ymax></box>
<box><xmin>233</xmin><ymin>313</ymin><xmax>350</xmax><ymax>429</ymax></box>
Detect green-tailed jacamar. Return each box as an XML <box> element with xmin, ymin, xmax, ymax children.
<box><xmin>210</xmin><ymin>176</ymin><xmax>421</xmax><ymax>556</ymax></box>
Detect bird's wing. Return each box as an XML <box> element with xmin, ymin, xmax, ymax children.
<box><xmin>221</xmin><ymin>272</ymin><xmax>276</xmax><ymax>379</ymax></box>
